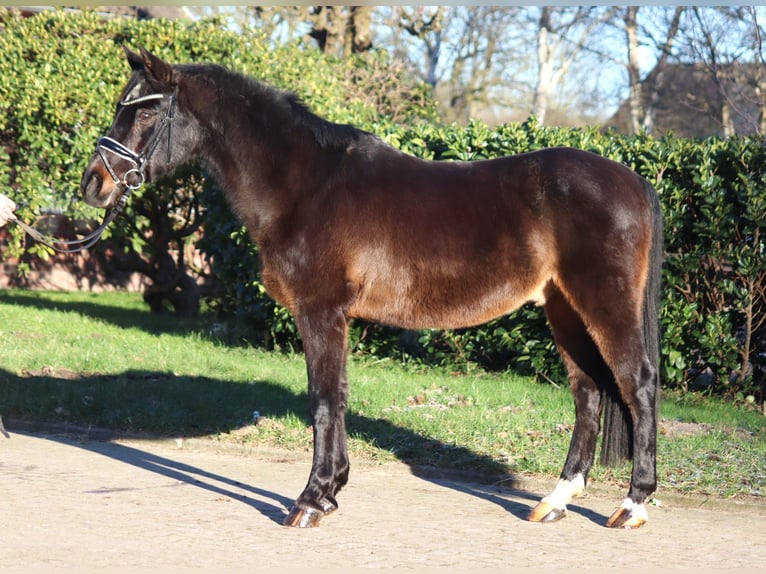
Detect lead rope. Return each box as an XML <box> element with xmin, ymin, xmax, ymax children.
<box><xmin>8</xmin><ymin>191</ymin><xmax>131</xmax><ymax>254</ymax></box>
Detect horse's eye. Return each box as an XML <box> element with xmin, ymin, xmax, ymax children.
<box><xmin>137</xmin><ymin>110</ymin><xmax>155</xmax><ymax>122</ymax></box>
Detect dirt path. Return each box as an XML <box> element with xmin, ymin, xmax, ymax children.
<box><xmin>1</xmin><ymin>428</ymin><xmax>764</xmax><ymax>569</ymax></box>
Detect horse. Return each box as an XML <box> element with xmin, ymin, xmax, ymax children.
<box><xmin>81</xmin><ymin>47</ymin><xmax>663</xmax><ymax>529</ymax></box>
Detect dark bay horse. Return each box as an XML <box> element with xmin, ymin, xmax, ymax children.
<box><xmin>81</xmin><ymin>48</ymin><xmax>663</xmax><ymax>529</ymax></box>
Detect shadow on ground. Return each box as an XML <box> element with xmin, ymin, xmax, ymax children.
<box><xmin>0</xmin><ymin>290</ymin><xmax>608</xmax><ymax>525</ymax></box>
<box><xmin>0</xmin><ymin>364</ymin><xmax>609</xmax><ymax>525</ymax></box>
<box><xmin>19</xmin><ymin>429</ymin><xmax>295</xmax><ymax>525</ymax></box>
<box><xmin>0</xmin><ymin>290</ymin><xmax>204</xmax><ymax>337</ymax></box>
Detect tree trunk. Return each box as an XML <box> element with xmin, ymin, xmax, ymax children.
<box><xmin>642</xmin><ymin>7</ymin><xmax>684</xmax><ymax>134</ymax></box>
<box><xmin>531</xmin><ymin>7</ymin><xmax>553</xmax><ymax>124</ymax></box>
<box><xmin>530</xmin><ymin>7</ymin><xmax>610</xmax><ymax>126</ymax></box>
<box><xmin>722</xmin><ymin>99</ymin><xmax>735</xmax><ymax>136</ymax></box>
<box><xmin>312</xmin><ymin>6</ymin><xmax>372</xmax><ymax>57</ymax></box>
<box><xmin>625</xmin><ymin>6</ymin><xmax>643</xmax><ymax>134</ymax></box>
<box><xmin>348</xmin><ymin>6</ymin><xmax>372</xmax><ymax>53</ymax></box>
<box><xmin>309</xmin><ymin>7</ymin><xmax>345</xmax><ymax>56</ymax></box>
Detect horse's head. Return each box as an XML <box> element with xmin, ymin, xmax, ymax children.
<box><xmin>81</xmin><ymin>47</ymin><xmax>193</xmax><ymax>210</ymax></box>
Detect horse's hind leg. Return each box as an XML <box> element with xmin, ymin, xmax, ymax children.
<box><xmin>528</xmin><ymin>287</ymin><xmax>607</xmax><ymax>523</ymax></box>
<box><xmin>601</xmin><ymin>337</ymin><xmax>658</xmax><ymax>529</ymax></box>
<box><xmin>549</xmin><ymin>279</ymin><xmax>657</xmax><ymax>529</ymax></box>
<box><xmin>283</xmin><ymin>306</ymin><xmax>350</xmax><ymax>528</ymax></box>
<box><xmin>572</xmin><ymin>296</ymin><xmax>657</xmax><ymax>529</ymax></box>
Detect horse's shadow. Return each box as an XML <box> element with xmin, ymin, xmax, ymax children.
<box><xmin>16</xmin><ymin>425</ymin><xmax>607</xmax><ymax>527</ymax></box>
<box><xmin>22</xmin><ymin>430</ymin><xmax>295</xmax><ymax>525</ymax></box>
<box><xmin>416</xmin><ymin>472</ymin><xmax>607</xmax><ymax>524</ymax></box>
<box><xmin>13</xmin><ymin>421</ymin><xmax>551</xmax><ymax>528</ymax></box>
<box><xmin>1</xmin><ymin>363</ymin><xmax>608</xmax><ymax>527</ymax></box>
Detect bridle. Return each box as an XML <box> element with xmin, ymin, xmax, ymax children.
<box><xmin>96</xmin><ymin>85</ymin><xmax>178</xmax><ymax>194</ymax></box>
<box><xmin>12</xmin><ymin>85</ymin><xmax>178</xmax><ymax>254</ymax></box>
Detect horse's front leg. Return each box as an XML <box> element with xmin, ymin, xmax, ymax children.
<box><xmin>283</xmin><ymin>306</ymin><xmax>350</xmax><ymax>528</ymax></box>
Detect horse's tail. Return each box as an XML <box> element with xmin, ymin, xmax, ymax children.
<box><xmin>600</xmin><ymin>177</ymin><xmax>663</xmax><ymax>466</ymax></box>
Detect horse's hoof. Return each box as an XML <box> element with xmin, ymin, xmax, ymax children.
<box><xmin>283</xmin><ymin>497</ymin><xmax>338</xmax><ymax>528</ymax></box>
<box><xmin>527</xmin><ymin>501</ymin><xmax>567</xmax><ymax>523</ymax></box>
<box><xmin>283</xmin><ymin>505</ymin><xmax>325</xmax><ymax>528</ymax></box>
<box><xmin>606</xmin><ymin>499</ymin><xmax>648</xmax><ymax>529</ymax></box>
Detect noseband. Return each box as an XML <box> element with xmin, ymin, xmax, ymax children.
<box><xmin>11</xmin><ymin>86</ymin><xmax>178</xmax><ymax>254</ymax></box>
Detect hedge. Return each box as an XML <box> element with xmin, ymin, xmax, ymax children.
<box><xmin>203</xmin><ymin>118</ymin><xmax>766</xmax><ymax>401</ymax></box>
<box><xmin>1</xmin><ymin>10</ymin><xmax>764</xmax><ymax>402</ymax></box>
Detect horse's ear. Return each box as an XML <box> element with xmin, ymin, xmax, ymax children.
<box><xmin>123</xmin><ymin>46</ymin><xmax>145</xmax><ymax>72</ymax></box>
<box><xmin>125</xmin><ymin>46</ymin><xmax>175</xmax><ymax>87</ymax></box>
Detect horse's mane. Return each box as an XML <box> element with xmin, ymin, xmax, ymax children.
<box><xmin>179</xmin><ymin>63</ymin><xmax>367</xmax><ymax>151</ymax></box>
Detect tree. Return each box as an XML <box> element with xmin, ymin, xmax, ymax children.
<box><xmin>608</xmin><ymin>6</ymin><xmax>686</xmax><ymax>134</ymax></box>
<box><xmin>530</xmin><ymin>6</ymin><xmax>615</xmax><ymax>125</ymax></box>
<box><xmin>199</xmin><ymin>6</ymin><xmax>622</xmax><ymax>127</ymax></box>
<box><xmin>306</xmin><ymin>6</ymin><xmax>373</xmax><ymax>56</ymax></box>
<box><xmin>382</xmin><ymin>6</ymin><xmax>529</xmax><ymax>124</ymax></box>
<box><xmin>205</xmin><ymin>6</ymin><xmax>374</xmax><ymax>57</ymax></box>
<box><xmin>388</xmin><ymin>6</ymin><xmax>444</xmax><ymax>88</ymax></box>
<box><xmin>679</xmin><ymin>6</ymin><xmax>766</xmax><ymax>136</ymax></box>
<box><xmin>635</xmin><ymin>7</ymin><xmax>684</xmax><ymax>134</ymax></box>
<box><xmin>103</xmin><ymin>169</ymin><xmax>206</xmax><ymax>316</ymax></box>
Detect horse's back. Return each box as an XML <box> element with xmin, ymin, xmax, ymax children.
<box><xmin>346</xmin><ymin>143</ymin><xmax>650</xmax><ymax>223</ymax></box>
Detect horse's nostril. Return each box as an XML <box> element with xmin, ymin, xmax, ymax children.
<box><xmin>82</xmin><ymin>172</ymin><xmax>102</xmax><ymax>201</ymax></box>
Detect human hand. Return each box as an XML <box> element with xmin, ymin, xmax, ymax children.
<box><xmin>0</xmin><ymin>193</ymin><xmax>17</xmax><ymax>227</ymax></box>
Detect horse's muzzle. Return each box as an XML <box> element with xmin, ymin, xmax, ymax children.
<box><xmin>81</xmin><ymin>166</ymin><xmax>120</xmax><ymax>209</ymax></box>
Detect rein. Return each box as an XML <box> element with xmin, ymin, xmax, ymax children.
<box><xmin>11</xmin><ymin>193</ymin><xmax>130</xmax><ymax>254</ymax></box>
<box><xmin>10</xmin><ymin>87</ymin><xmax>177</xmax><ymax>254</ymax></box>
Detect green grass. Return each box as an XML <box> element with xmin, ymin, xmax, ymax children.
<box><xmin>0</xmin><ymin>288</ymin><xmax>764</xmax><ymax>500</ymax></box>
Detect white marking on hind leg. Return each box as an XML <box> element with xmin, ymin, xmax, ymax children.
<box><xmin>541</xmin><ymin>473</ymin><xmax>585</xmax><ymax>512</ymax></box>
<box><xmin>617</xmin><ymin>497</ymin><xmax>648</xmax><ymax>526</ymax></box>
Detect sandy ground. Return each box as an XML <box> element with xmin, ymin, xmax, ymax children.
<box><xmin>1</xmin><ymin>427</ymin><xmax>764</xmax><ymax>569</ymax></box>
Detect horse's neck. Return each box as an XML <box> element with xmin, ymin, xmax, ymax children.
<box><xmin>195</xmin><ymin>99</ymin><xmax>321</xmax><ymax>241</ymax></box>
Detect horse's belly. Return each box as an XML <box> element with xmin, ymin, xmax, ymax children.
<box><xmin>348</xmin><ymin>269</ymin><xmax>550</xmax><ymax>330</ymax></box>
